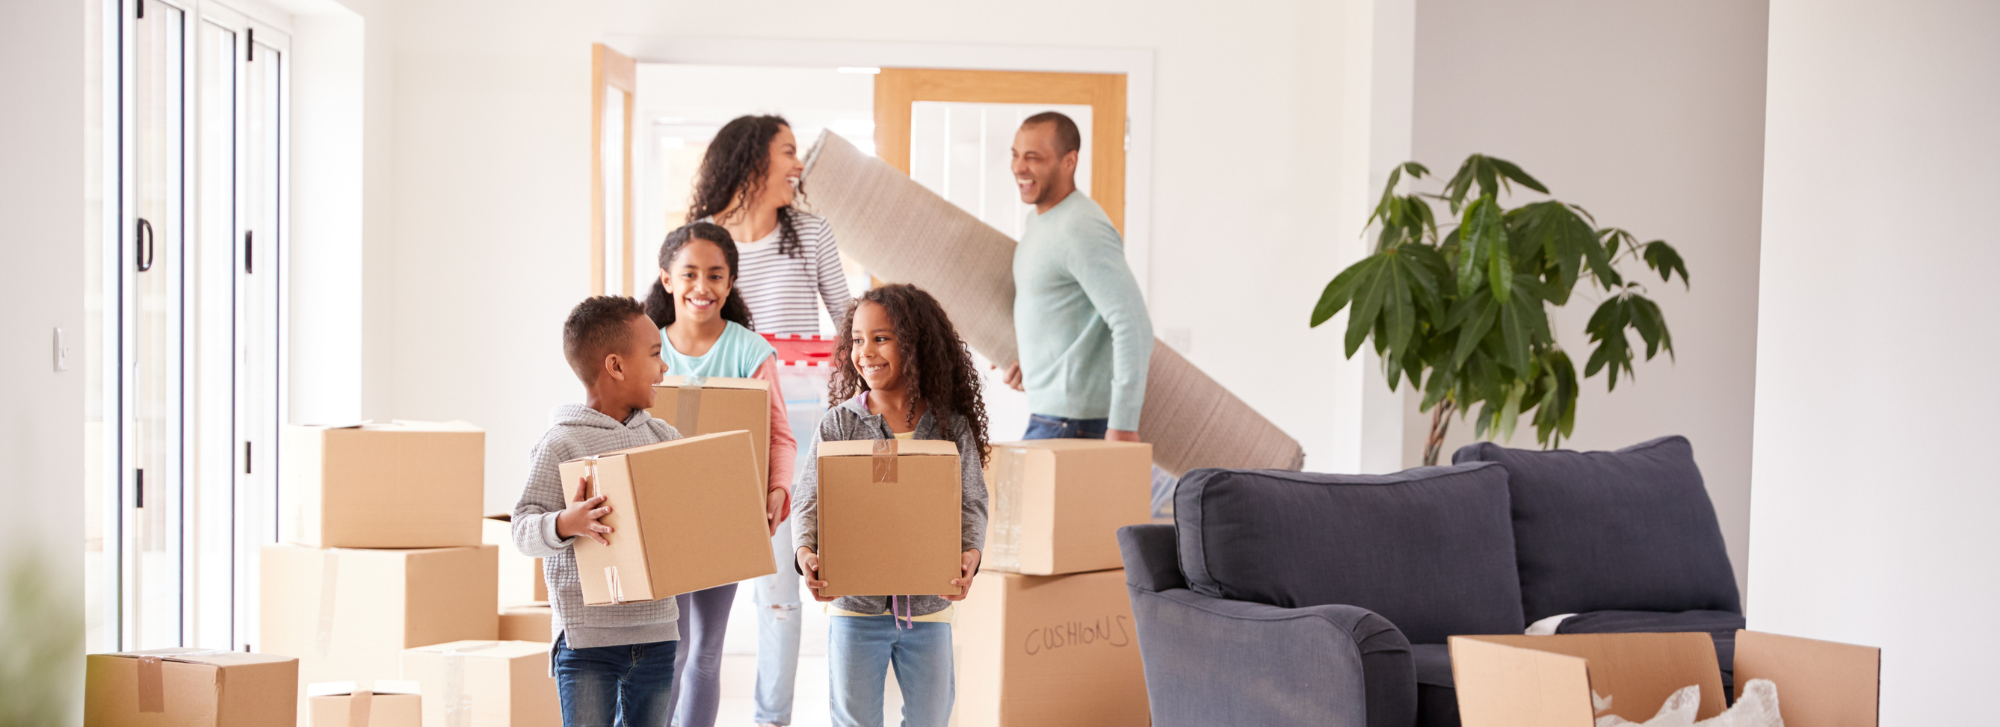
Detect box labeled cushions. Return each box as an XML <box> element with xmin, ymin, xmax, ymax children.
<box><xmin>259</xmin><ymin>545</ymin><xmax>498</xmax><ymax>711</ymax></box>
<box><xmin>983</xmin><ymin>439</ymin><xmax>1151</xmax><ymax>575</ymax></box>
<box><xmin>816</xmin><ymin>438</ymin><xmax>962</xmax><ymax>597</ymax></box>
<box><xmin>497</xmin><ymin>605</ymin><xmax>553</xmax><ymax>643</ymax></box>
<box><xmin>649</xmin><ymin>376</ymin><xmax>772</xmax><ymax>485</ymax></box>
<box><xmin>557</xmin><ymin>431</ymin><xmax>775</xmax><ymax>605</ymax></box>
<box><xmin>85</xmin><ymin>649</ymin><xmax>298</xmax><ymax>727</ymax></box>
<box><xmin>307</xmin><ymin>681</ymin><xmax>422</xmax><ymax>727</ymax></box>
<box><xmin>954</xmin><ymin>570</ymin><xmax>1146</xmax><ymax>727</ymax></box>
<box><xmin>282</xmin><ymin>421</ymin><xmax>484</xmax><ymax>549</ymax></box>
<box><xmin>400</xmin><ymin>641</ymin><xmax>559</xmax><ymax>727</ymax></box>
<box><xmin>1450</xmin><ymin>631</ymin><xmax>1880</xmax><ymax>726</ymax></box>
<box><xmin>481</xmin><ymin>514</ymin><xmax>547</xmax><ymax>607</ymax></box>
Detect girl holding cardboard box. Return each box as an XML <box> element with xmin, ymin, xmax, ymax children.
<box><xmin>643</xmin><ymin>221</ymin><xmax>800</xmax><ymax>727</ymax></box>
<box><xmin>791</xmin><ymin>284</ymin><xmax>991</xmax><ymax>727</ymax></box>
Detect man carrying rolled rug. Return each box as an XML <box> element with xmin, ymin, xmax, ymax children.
<box><xmin>1001</xmin><ymin>112</ymin><xmax>1154</xmax><ymax>458</ymax></box>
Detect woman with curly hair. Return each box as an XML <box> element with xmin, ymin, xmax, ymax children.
<box><xmin>691</xmin><ymin>114</ymin><xmax>852</xmax><ymax>335</ymax></box>
<box><xmin>689</xmin><ymin>114</ymin><xmax>854</xmax><ymax>727</ymax></box>
<box><xmin>789</xmin><ymin>284</ymin><xmax>990</xmax><ymax>727</ymax></box>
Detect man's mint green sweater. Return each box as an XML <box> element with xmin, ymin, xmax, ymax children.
<box><xmin>1013</xmin><ymin>191</ymin><xmax>1153</xmax><ymax>431</ymax></box>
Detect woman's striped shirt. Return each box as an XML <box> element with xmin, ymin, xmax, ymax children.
<box><xmin>714</xmin><ymin>210</ymin><xmax>853</xmax><ymax>336</ymax></box>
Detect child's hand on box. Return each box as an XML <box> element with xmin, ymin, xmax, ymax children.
<box><xmin>765</xmin><ymin>488</ymin><xmax>786</xmax><ymax>537</ymax></box>
<box><xmin>556</xmin><ymin>475</ymin><xmax>615</xmax><ymax>545</ymax></box>
<box><xmin>945</xmin><ymin>548</ymin><xmax>982</xmax><ymax>601</ymax></box>
<box><xmin>796</xmin><ymin>547</ymin><xmax>835</xmax><ymax>603</ymax></box>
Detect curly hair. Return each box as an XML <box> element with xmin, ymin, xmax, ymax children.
<box><xmin>689</xmin><ymin>115</ymin><xmax>808</xmax><ymax>258</ymax></box>
<box><xmin>830</xmin><ymin>284</ymin><xmax>992</xmax><ymax>468</ymax></box>
<box><xmin>644</xmin><ymin>222</ymin><xmax>755</xmax><ymax>331</ymax></box>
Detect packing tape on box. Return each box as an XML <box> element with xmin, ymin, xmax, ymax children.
<box><xmin>674</xmin><ymin>374</ymin><xmax>708</xmax><ymax>433</ymax></box>
<box><xmin>605</xmin><ymin>566</ymin><xmax>627</xmax><ymax>604</ymax></box>
<box><xmin>582</xmin><ymin>457</ymin><xmax>599</xmax><ymax>499</ymax></box>
<box><xmin>442</xmin><ymin>642</ymin><xmax>501</xmax><ymax>727</ymax></box>
<box><xmin>136</xmin><ymin>655</ymin><xmax>165</xmax><ymax>712</ymax></box>
<box><xmin>317</xmin><ymin>549</ymin><xmax>340</xmax><ymax>658</ymax></box>
<box><xmin>347</xmin><ymin>689</ymin><xmax>374</xmax><ymax>727</ymax></box>
<box><xmin>872</xmin><ymin>438</ymin><xmax>899</xmax><ymax>483</ymax></box>
<box><xmin>986</xmin><ymin>447</ymin><xmax>1027</xmax><ymax>571</ymax></box>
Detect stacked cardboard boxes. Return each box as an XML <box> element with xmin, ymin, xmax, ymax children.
<box><xmin>261</xmin><ymin>421</ymin><xmax>502</xmax><ymax>726</ymax></box>
<box><xmin>955</xmin><ymin>440</ymin><xmax>1155</xmax><ymax>727</ymax></box>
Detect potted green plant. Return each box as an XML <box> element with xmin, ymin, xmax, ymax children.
<box><xmin>1311</xmin><ymin>156</ymin><xmax>1689</xmax><ymax>465</ymax></box>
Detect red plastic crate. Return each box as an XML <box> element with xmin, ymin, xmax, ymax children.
<box><xmin>763</xmin><ymin>333</ymin><xmax>839</xmax><ymax>367</ymax></box>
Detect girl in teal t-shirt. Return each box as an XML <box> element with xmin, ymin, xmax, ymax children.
<box><xmin>642</xmin><ymin>221</ymin><xmax>798</xmax><ymax>727</ymax></box>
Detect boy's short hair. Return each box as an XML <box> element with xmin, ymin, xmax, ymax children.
<box><xmin>563</xmin><ymin>295</ymin><xmax>648</xmax><ymax>385</ymax></box>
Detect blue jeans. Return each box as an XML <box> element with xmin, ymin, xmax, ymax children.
<box><xmin>1023</xmin><ymin>414</ymin><xmax>1107</xmax><ymax>440</ymax></box>
<box><xmin>751</xmin><ymin>518</ymin><xmax>803</xmax><ymax>725</ymax></box>
<box><xmin>1024</xmin><ymin>414</ymin><xmax>1179</xmax><ymax>517</ymax></box>
<box><xmin>828</xmin><ymin>616</ymin><xmax>954</xmax><ymax>727</ymax></box>
<box><xmin>553</xmin><ymin>634</ymin><xmax>678</xmax><ymax>727</ymax></box>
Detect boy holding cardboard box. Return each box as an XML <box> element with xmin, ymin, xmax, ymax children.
<box><xmin>792</xmin><ymin>285</ymin><xmax>989</xmax><ymax>727</ymax></box>
<box><xmin>511</xmin><ymin>296</ymin><xmax>682</xmax><ymax>727</ymax></box>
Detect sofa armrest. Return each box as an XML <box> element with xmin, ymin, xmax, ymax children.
<box><xmin>1126</xmin><ymin>585</ymin><xmax>1415</xmax><ymax>727</ymax></box>
<box><xmin>1118</xmin><ymin>523</ymin><xmax>1186</xmax><ymax>592</ymax></box>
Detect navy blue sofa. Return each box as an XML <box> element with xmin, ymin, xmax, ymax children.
<box><xmin>1118</xmin><ymin>436</ymin><xmax>1741</xmax><ymax>727</ymax></box>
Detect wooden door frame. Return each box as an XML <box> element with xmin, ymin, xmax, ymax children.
<box><xmin>600</xmin><ymin>36</ymin><xmax>1155</xmax><ymax>301</ymax></box>
<box><xmin>592</xmin><ymin>43</ymin><xmax>637</xmax><ymax>296</ymax></box>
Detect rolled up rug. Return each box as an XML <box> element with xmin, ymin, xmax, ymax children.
<box><xmin>803</xmin><ymin>130</ymin><xmax>1303</xmax><ymax>476</ymax></box>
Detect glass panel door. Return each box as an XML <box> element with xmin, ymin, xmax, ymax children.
<box><xmin>237</xmin><ymin>30</ymin><xmax>284</xmax><ymax>651</ymax></box>
<box><xmin>125</xmin><ymin>0</ymin><xmax>188</xmax><ymax>651</ymax></box>
<box><xmin>189</xmin><ymin>16</ymin><xmax>235</xmax><ymax>650</ymax></box>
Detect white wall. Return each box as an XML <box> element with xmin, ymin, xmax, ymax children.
<box><xmin>0</xmin><ymin>0</ymin><xmax>89</xmax><ymax>721</ymax></box>
<box><xmin>365</xmin><ymin>0</ymin><xmax>1380</xmax><ymax>509</ymax></box>
<box><xmin>1405</xmin><ymin>0</ymin><xmax>1770</xmax><ymax>597</ymax></box>
<box><xmin>1749</xmin><ymin>0</ymin><xmax>2000</xmax><ymax>721</ymax></box>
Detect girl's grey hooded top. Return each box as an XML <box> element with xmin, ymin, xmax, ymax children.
<box><xmin>792</xmin><ymin>393</ymin><xmax>989</xmax><ymax>618</ymax></box>
<box><xmin>513</xmin><ymin>404</ymin><xmax>681</xmax><ymax>649</ymax></box>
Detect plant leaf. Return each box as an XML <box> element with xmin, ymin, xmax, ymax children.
<box><xmin>1344</xmin><ymin>258</ymin><xmax>1389</xmax><ymax>357</ymax></box>
<box><xmin>1642</xmin><ymin>240</ymin><xmax>1690</xmax><ymax>288</ymax></box>
<box><xmin>1488</xmin><ymin>157</ymin><xmax>1549</xmax><ymax>194</ymax></box>
<box><xmin>1310</xmin><ymin>255</ymin><xmax>1375</xmax><ymax>327</ymax></box>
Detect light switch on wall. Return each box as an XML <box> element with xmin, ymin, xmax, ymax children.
<box><xmin>52</xmin><ymin>327</ymin><xmax>67</xmax><ymax>372</ymax></box>
<box><xmin>1162</xmin><ymin>326</ymin><xmax>1191</xmax><ymax>355</ymax></box>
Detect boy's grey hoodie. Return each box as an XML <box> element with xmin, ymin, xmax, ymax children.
<box><xmin>513</xmin><ymin>404</ymin><xmax>681</xmax><ymax>649</ymax></box>
<box><xmin>792</xmin><ymin>393</ymin><xmax>989</xmax><ymax>618</ymax></box>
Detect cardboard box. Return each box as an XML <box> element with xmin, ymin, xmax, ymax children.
<box><xmin>481</xmin><ymin>514</ymin><xmax>547</xmax><ymax>607</ymax></box>
<box><xmin>649</xmin><ymin>376</ymin><xmax>772</xmax><ymax>485</ymax></box>
<box><xmin>307</xmin><ymin>681</ymin><xmax>422</xmax><ymax>727</ymax></box>
<box><xmin>497</xmin><ymin>605</ymin><xmax>553</xmax><ymax>643</ymax></box>
<box><xmin>982</xmin><ymin>440</ymin><xmax>1152</xmax><ymax>575</ymax></box>
<box><xmin>282</xmin><ymin>421</ymin><xmax>485</xmax><ymax>549</ymax></box>
<box><xmin>260</xmin><ymin>544</ymin><xmax>499</xmax><ymax>717</ymax></box>
<box><xmin>85</xmin><ymin>649</ymin><xmax>298</xmax><ymax>727</ymax></box>
<box><xmin>817</xmin><ymin>439</ymin><xmax>964</xmax><ymax>597</ymax></box>
<box><xmin>953</xmin><ymin>570</ymin><xmax>1147</xmax><ymax>727</ymax></box>
<box><xmin>1450</xmin><ymin>630</ymin><xmax>1881</xmax><ymax>726</ymax></box>
<box><xmin>401</xmin><ymin>641</ymin><xmax>559</xmax><ymax>727</ymax></box>
<box><xmin>556</xmin><ymin>431</ymin><xmax>776</xmax><ymax>605</ymax></box>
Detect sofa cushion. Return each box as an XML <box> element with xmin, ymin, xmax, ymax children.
<box><xmin>1556</xmin><ymin>609</ymin><xmax>1744</xmax><ymax>697</ymax></box>
<box><xmin>1410</xmin><ymin>644</ymin><xmax>1461</xmax><ymax>727</ymax></box>
<box><xmin>1175</xmin><ymin>463</ymin><xmax>1524</xmax><ymax>644</ymax></box>
<box><xmin>1453</xmin><ymin>436</ymin><xmax>1740</xmax><ymax>623</ymax></box>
